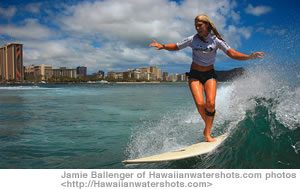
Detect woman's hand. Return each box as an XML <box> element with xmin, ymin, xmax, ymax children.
<box><xmin>149</xmin><ymin>41</ymin><xmax>179</xmax><ymax>51</ymax></box>
<box><xmin>149</xmin><ymin>40</ymin><xmax>164</xmax><ymax>50</ymax></box>
<box><xmin>249</xmin><ymin>52</ymin><xmax>264</xmax><ymax>60</ymax></box>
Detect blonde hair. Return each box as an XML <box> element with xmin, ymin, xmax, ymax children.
<box><xmin>195</xmin><ymin>14</ymin><xmax>225</xmax><ymax>41</ymax></box>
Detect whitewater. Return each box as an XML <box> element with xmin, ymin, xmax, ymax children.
<box><xmin>126</xmin><ymin>63</ymin><xmax>300</xmax><ymax>168</ymax></box>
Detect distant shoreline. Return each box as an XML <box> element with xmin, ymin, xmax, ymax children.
<box><xmin>0</xmin><ymin>81</ymin><xmax>176</xmax><ymax>85</ymax></box>
<box><xmin>0</xmin><ymin>81</ymin><xmax>239</xmax><ymax>86</ymax></box>
<box><xmin>0</xmin><ymin>67</ymin><xmax>246</xmax><ymax>85</ymax></box>
<box><xmin>115</xmin><ymin>81</ymin><xmax>161</xmax><ymax>84</ymax></box>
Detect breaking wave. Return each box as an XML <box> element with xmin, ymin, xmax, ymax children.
<box><xmin>125</xmin><ymin>64</ymin><xmax>300</xmax><ymax>168</ymax></box>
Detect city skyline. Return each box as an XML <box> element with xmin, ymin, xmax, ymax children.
<box><xmin>0</xmin><ymin>41</ymin><xmax>187</xmax><ymax>82</ymax></box>
<box><xmin>23</xmin><ymin>63</ymin><xmax>183</xmax><ymax>77</ymax></box>
<box><xmin>0</xmin><ymin>42</ymin><xmax>246</xmax><ymax>83</ymax></box>
<box><xmin>23</xmin><ymin>62</ymin><xmax>187</xmax><ymax>82</ymax></box>
<box><xmin>0</xmin><ymin>0</ymin><xmax>299</xmax><ymax>74</ymax></box>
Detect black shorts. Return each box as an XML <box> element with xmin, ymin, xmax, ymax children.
<box><xmin>187</xmin><ymin>69</ymin><xmax>217</xmax><ymax>85</ymax></box>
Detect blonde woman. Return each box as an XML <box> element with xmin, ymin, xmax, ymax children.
<box><xmin>150</xmin><ymin>14</ymin><xmax>264</xmax><ymax>142</ymax></box>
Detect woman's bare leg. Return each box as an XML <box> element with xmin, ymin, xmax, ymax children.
<box><xmin>203</xmin><ymin>79</ymin><xmax>217</xmax><ymax>142</ymax></box>
<box><xmin>189</xmin><ymin>79</ymin><xmax>217</xmax><ymax>142</ymax></box>
<box><xmin>189</xmin><ymin>79</ymin><xmax>206</xmax><ymax>118</ymax></box>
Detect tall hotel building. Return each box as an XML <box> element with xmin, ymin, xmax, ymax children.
<box><xmin>76</xmin><ymin>66</ymin><xmax>87</xmax><ymax>78</ymax></box>
<box><xmin>0</xmin><ymin>43</ymin><xmax>24</xmax><ymax>81</ymax></box>
<box><xmin>140</xmin><ymin>66</ymin><xmax>162</xmax><ymax>80</ymax></box>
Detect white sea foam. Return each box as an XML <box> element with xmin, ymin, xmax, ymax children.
<box><xmin>0</xmin><ymin>86</ymin><xmax>57</xmax><ymax>90</ymax></box>
<box><xmin>125</xmin><ymin>82</ymin><xmax>249</xmax><ymax>159</ymax></box>
<box><xmin>125</xmin><ymin>71</ymin><xmax>261</xmax><ymax>159</ymax></box>
<box><xmin>275</xmin><ymin>87</ymin><xmax>300</xmax><ymax>130</ymax></box>
<box><xmin>126</xmin><ymin>109</ymin><xmax>201</xmax><ymax>159</ymax></box>
<box><xmin>229</xmin><ymin>65</ymin><xmax>300</xmax><ymax>131</ymax></box>
<box><xmin>126</xmin><ymin>64</ymin><xmax>300</xmax><ymax>159</ymax></box>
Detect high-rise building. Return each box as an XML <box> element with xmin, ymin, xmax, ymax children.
<box><xmin>0</xmin><ymin>43</ymin><xmax>24</xmax><ymax>81</ymax></box>
<box><xmin>140</xmin><ymin>72</ymin><xmax>151</xmax><ymax>81</ymax></box>
<box><xmin>53</xmin><ymin>67</ymin><xmax>77</xmax><ymax>78</ymax></box>
<box><xmin>169</xmin><ymin>74</ymin><xmax>178</xmax><ymax>82</ymax></box>
<box><xmin>177</xmin><ymin>73</ymin><xmax>187</xmax><ymax>81</ymax></box>
<box><xmin>155</xmin><ymin>67</ymin><xmax>162</xmax><ymax>80</ymax></box>
<box><xmin>107</xmin><ymin>71</ymin><xmax>116</xmax><ymax>79</ymax></box>
<box><xmin>34</xmin><ymin>64</ymin><xmax>53</xmax><ymax>81</ymax></box>
<box><xmin>140</xmin><ymin>67</ymin><xmax>150</xmax><ymax>73</ymax></box>
<box><xmin>92</xmin><ymin>70</ymin><xmax>105</xmax><ymax>79</ymax></box>
<box><xmin>151</xmin><ymin>66</ymin><xmax>162</xmax><ymax>80</ymax></box>
<box><xmin>76</xmin><ymin>66</ymin><xmax>87</xmax><ymax>78</ymax></box>
<box><xmin>163</xmin><ymin>72</ymin><xmax>169</xmax><ymax>81</ymax></box>
<box><xmin>139</xmin><ymin>66</ymin><xmax>162</xmax><ymax>80</ymax></box>
<box><xmin>24</xmin><ymin>65</ymin><xmax>35</xmax><ymax>81</ymax></box>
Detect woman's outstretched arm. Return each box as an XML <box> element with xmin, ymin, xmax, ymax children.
<box><xmin>226</xmin><ymin>48</ymin><xmax>264</xmax><ymax>60</ymax></box>
<box><xmin>149</xmin><ymin>40</ymin><xmax>179</xmax><ymax>51</ymax></box>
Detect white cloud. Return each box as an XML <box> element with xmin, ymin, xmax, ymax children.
<box><xmin>0</xmin><ymin>6</ymin><xmax>17</xmax><ymax>19</ymax></box>
<box><xmin>58</xmin><ymin>0</ymin><xmax>183</xmax><ymax>46</ymax></box>
<box><xmin>23</xmin><ymin>38</ymin><xmax>152</xmax><ymax>72</ymax></box>
<box><xmin>23</xmin><ymin>40</ymin><xmax>70</xmax><ymax>64</ymax></box>
<box><xmin>0</xmin><ymin>19</ymin><xmax>53</xmax><ymax>40</ymax></box>
<box><xmin>57</xmin><ymin>0</ymin><xmax>245</xmax><ymax>47</ymax></box>
<box><xmin>245</xmin><ymin>4</ymin><xmax>272</xmax><ymax>16</ymax></box>
<box><xmin>1</xmin><ymin>0</ymin><xmax>256</xmax><ymax>73</ymax></box>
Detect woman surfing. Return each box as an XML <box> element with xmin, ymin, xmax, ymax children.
<box><xmin>150</xmin><ymin>14</ymin><xmax>264</xmax><ymax>142</ymax></box>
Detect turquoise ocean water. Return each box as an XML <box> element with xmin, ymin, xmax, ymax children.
<box><xmin>0</xmin><ymin>66</ymin><xmax>299</xmax><ymax>169</ymax></box>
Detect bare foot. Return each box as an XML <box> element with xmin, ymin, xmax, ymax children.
<box><xmin>205</xmin><ymin>136</ymin><xmax>217</xmax><ymax>142</ymax></box>
<box><xmin>203</xmin><ymin>130</ymin><xmax>217</xmax><ymax>142</ymax></box>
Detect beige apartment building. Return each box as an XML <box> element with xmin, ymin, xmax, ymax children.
<box><xmin>140</xmin><ymin>66</ymin><xmax>162</xmax><ymax>80</ymax></box>
<box><xmin>34</xmin><ymin>64</ymin><xmax>53</xmax><ymax>80</ymax></box>
<box><xmin>53</xmin><ymin>67</ymin><xmax>77</xmax><ymax>78</ymax></box>
<box><xmin>25</xmin><ymin>64</ymin><xmax>53</xmax><ymax>81</ymax></box>
<box><xmin>150</xmin><ymin>66</ymin><xmax>162</xmax><ymax>80</ymax></box>
<box><xmin>107</xmin><ymin>71</ymin><xmax>116</xmax><ymax>79</ymax></box>
<box><xmin>108</xmin><ymin>66</ymin><xmax>162</xmax><ymax>81</ymax></box>
<box><xmin>0</xmin><ymin>43</ymin><xmax>24</xmax><ymax>81</ymax></box>
<box><xmin>25</xmin><ymin>65</ymin><xmax>77</xmax><ymax>81</ymax></box>
<box><xmin>140</xmin><ymin>67</ymin><xmax>150</xmax><ymax>73</ymax></box>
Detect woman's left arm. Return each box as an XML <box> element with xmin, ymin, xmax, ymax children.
<box><xmin>226</xmin><ymin>48</ymin><xmax>264</xmax><ymax>60</ymax></box>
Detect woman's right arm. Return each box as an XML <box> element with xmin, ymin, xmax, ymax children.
<box><xmin>149</xmin><ymin>40</ymin><xmax>179</xmax><ymax>51</ymax></box>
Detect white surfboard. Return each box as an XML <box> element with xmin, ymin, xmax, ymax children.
<box><xmin>123</xmin><ymin>133</ymin><xmax>228</xmax><ymax>164</ymax></box>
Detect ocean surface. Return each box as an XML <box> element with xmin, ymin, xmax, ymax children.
<box><xmin>0</xmin><ymin>66</ymin><xmax>299</xmax><ymax>169</ymax></box>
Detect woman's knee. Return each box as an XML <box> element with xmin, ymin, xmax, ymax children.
<box><xmin>205</xmin><ymin>101</ymin><xmax>215</xmax><ymax>112</ymax></box>
<box><xmin>195</xmin><ymin>102</ymin><xmax>205</xmax><ymax>111</ymax></box>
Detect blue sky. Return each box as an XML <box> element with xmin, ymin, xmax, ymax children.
<box><xmin>0</xmin><ymin>0</ymin><xmax>299</xmax><ymax>74</ymax></box>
